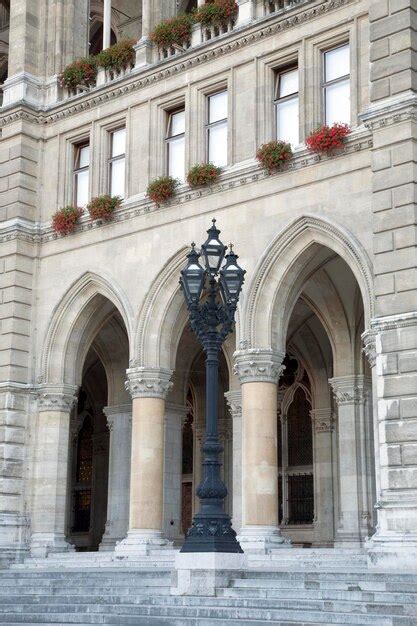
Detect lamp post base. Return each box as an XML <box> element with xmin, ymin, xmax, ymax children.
<box><xmin>172</xmin><ymin>551</ymin><xmax>247</xmax><ymax>596</ymax></box>
<box><xmin>180</xmin><ymin>513</ymin><xmax>243</xmax><ymax>553</ymax></box>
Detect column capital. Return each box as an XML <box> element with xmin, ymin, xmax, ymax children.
<box><xmin>125</xmin><ymin>367</ymin><xmax>173</xmax><ymax>400</ymax></box>
<box><xmin>310</xmin><ymin>408</ymin><xmax>335</xmax><ymax>433</ymax></box>
<box><xmin>329</xmin><ymin>376</ymin><xmax>372</xmax><ymax>406</ymax></box>
<box><xmin>233</xmin><ymin>349</ymin><xmax>285</xmax><ymax>384</ymax></box>
<box><xmin>225</xmin><ymin>390</ymin><xmax>242</xmax><ymax>418</ymax></box>
<box><xmin>362</xmin><ymin>329</ymin><xmax>377</xmax><ymax>368</ymax></box>
<box><xmin>37</xmin><ymin>384</ymin><xmax>78</xmax><ymax>413</ymax></box>
<box><xmin>103</xmin><ymin>404</ymin><xmax>132</xmax><ymax>431</ymax></box>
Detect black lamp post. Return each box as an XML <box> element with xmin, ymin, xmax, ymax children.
<box><xmin>179</xmin><ymin>219</ymin><xmax>245</xmax><ymax>553</ymax></box>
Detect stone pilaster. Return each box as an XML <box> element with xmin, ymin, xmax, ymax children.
<box><xmin>311</xmin><ymin>408</ymin><xmax>335</xmax><ymax>546</ymax></box>
<box><xmin>100</xmin><ymin>405</ymin><xmax>132</xmax><ymax>551</ymax></box>
<box><xmin>115</xmin><ymin>367</ymin><xmax>173</xmax><ymax>557</ymax></box>
<box><xmin>225</xmin><ymin>390</ymin><xmax>242</xmax><ymax>534</ymax></box>
<box><xmin>329</xmin><ymin>376</ymin><xmax>373</xmax><ymax>547</ymax></box>
<box><xmin>163</xmin><ymin>403</ymin><xmax>187</xmax><ymax>542</ymax></box>
<box><xmin>30</xmin><ymin>384</ymin><xmax>78</xmax><ymax>558</ymax></box>
<box><xmin>234</xmin><ymin>349</ymin><xmax>289</xmax><ymax>552</ymax></box>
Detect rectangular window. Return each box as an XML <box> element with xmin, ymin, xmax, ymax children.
<box><xmin>166</xmin><ymin>109</ymin><xmax>185</xmax><ymax>182</ymax></box>
<box><xmin>73</xmin><ymin>143</ymin><xmax>90</xmax><ymax>207</ymax></box>
<box><xmin>275</xmin><ymin>67</ymin><xmax>299</xmax><ymax>147</ymax></box>
<box><xmin>323</xmin><ymin>43</ymin><xmax>350</xmax><ymax>126</ymax></box>
<box><xmin>109</xmin><ymin>128</ymin><xmax>126</xmax><ymax>198</ymax></box>
<box><xmin>207</xmin><ymin>90</ymin><xmax>228</xmax><ymax>167</ymax></box>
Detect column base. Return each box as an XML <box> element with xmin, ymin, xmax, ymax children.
<box><xmin>114</xmin><ymin>529</ymin><xmax>171</xmax><ymax>557</ymax></box>
<box><xmin>171</xmin><ymin>552</ymin><xmax>248</xmax><ymax>596</ymax></box>
<box><xmin>30</xmin><ymin>533</ymin><xmax>74</xmax><ymax>558</ymax></box>
<box><xmin>238</xmin><ymin>526</ymin><xmax>291</xmax><ymax>553</ymax></box>
<box><xmin>367</xmin><ymin>533</ymin><xmax>417</xmax><ymax>571</ymax></box>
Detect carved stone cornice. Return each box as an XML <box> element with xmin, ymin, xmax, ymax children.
<box><xmin>224</xmin><ymin>390</ymin><xmax>242</xmax><ymax>418</ymax></box>
<box><xmin>103</xmin><ymin>404</ymin><xmax>132</xmax><ymax>431</ymax></box>
<box><xmin>361</xmin><ymin>329</ymin><xmax>377</xmax><ymax>368</ymax></box>
<box><xmin>371</xmin><ymin>311</ymin><xmax>417</xmax><ymax>332</ymax></box>
<box><xmin>310</xmin><ymin>409</ymin><xmax>335</xmax><ymax>433</ymax></box>
<box><xmin>361</xmin><ymin>94</ymin><xmax>417</xmax><ymax>131</ymax></box>
<box><xmin>125</xmin><ymin>367</ymin><xmax>173</xmax><ymax>400</ymax></box>
<box><xmin>234</xmin><ymin>349</ymin><xmax>285</xmax><ymax>384</ymax></box>
<box><xmin>329</xmin><ymin>376</ymin><xmax>372</xmax><ymax>406</ymax></box>
<box><xmin>37</xmin><ymin>384</ymin><xmax>78</xmax><ymax>412</ymax></box>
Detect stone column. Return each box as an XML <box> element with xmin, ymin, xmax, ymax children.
<box><xmin>164</xmin><ymin>403</ymin><xmax>187</xmax><ymax>542</ymax></box>
<box><xmin>310</xmin><ymin>408</ymin><xmax>335</xmax><ymax>546</ymax></box>
<box><xmin>30</xmin><ymin>385</ymin><xmax>78</xmax><ymax>557</ymax></box>
<box><xmin>103</xmin><ymin>0</ymin><xmax>112</xmax><ymax>49</ymax></box>
<box><xmin>236</xmin><ymin>0</ymin><xmax>255</xmax><ymax>26</ymax></box>
<box><xmin>100</xmin><ymin>405</ymin><xmax>132</xmax><ymax>551</ymax></box>
<box><xmin>115</xmin><ymin>367</ymin><xmax>173</xmax><ymax>556</ymax></box>
<box><xmin>329</xmin><ymin>376</ymin><xmax>372</xmax><ymax>546</ymax></box>
<box><xmin>225</xmin><ymin>391</ymin><xmax>242</xmax><ymax>533</ymax></box>
<box><xmin>234</xmin><ymin>349</ymin><xmax>289</xmax><ymax>552</ymax></box>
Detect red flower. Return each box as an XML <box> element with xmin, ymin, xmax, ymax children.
<box><xmin>305</xmin><ymin>123</ymin><xmax>351</xmax><ymax>155</ymax></box>
<box><xmin>52</xmin><ymin>206</ymin><xmax>83</xmax><ymax>235</ymax></box>
<box><xmin>87</xmin><ymin>195</ymin><xmax>122</xmax><ymax>221</ymax></box>
<box><xmin>187</xmin><ymin>163</ymin><xmax>222</xmax><ymax>187</ymax></box>
<box><xmin>256</xmin><ymin>141</ymin><xmax>293</xmax><ymax>173</ymax></box>
<box><xmin>147</xmin><ymin>177</ymin><xmax>179</xmax><ymax>206</ymax></box>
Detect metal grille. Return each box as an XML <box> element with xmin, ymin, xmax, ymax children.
<box><xmin>287</xmin><ymin>387</ymin><xmax>313</xmax><ymax>466</ymax></box>
<box><xmin>288</xmin><ymin>474</ymin><xmax>314</xmax><ymax>524</ymax></box>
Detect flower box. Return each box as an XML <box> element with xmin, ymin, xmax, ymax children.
<box><xmin>187</xmin><ymin>163</ymin><xmax>222</xmax><ymax>188</ymax></box>
<box><xmin>58</xmin><ymin>58</ymin><xmax>97</xmax><ymax>90</ymax></box>
<box><xmin>256</xmin><ymin>141</ymin><xmax>293</xmax><ymax>173</ymax></box>
<box><xmin>147</xmin><ymin>176</ymin><xmax>178</xmax><ymax>206</ymax></box>
<box><xmin>305</xmin><ymin>123</ymin><xmax>351</xmax><ymax>156</ymax></box>
<box><xmin>87</xmin><ymin>195</ymin><xmax>122</xmax><ymax>221</ymax></box>
<box><xmin>150</xmin><ymin>14</ymin><xmax>193</xmax><ymax>50</ymax></box>
<box><xmin>194</xmin><ymin>0</ymin><xmax>239</xmax><ymax>27</ymax></box>
<box><xmin>95</xmin><ymin>39</ymin><xmax>136</xmax><ymax>73</ymax></box>
<box><xmin>52</xmin><ymin>206</ymin><xmax>83</xmax><ymax>235</ymax></box>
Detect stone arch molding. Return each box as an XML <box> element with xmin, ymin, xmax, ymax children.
<box><xmin>39</xmin><ymin>271</ymin><xmax>134</xmax><ymax>387</ymax></box>
<box><xmin>243</xmin><ymin>214</ymin><xmax>375</xmax><ymax>351</ymax></box>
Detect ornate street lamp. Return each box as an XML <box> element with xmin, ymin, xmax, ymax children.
<box><xmin>179</xmin><ymin>219</ymin><xmax>245</xmax><ymax>553</ymax></box>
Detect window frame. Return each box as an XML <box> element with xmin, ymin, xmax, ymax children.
<box><xmin>165</xmin><ymin>107</ymin><xmax>186</xmax><ymax>181</ymax></box>
<box><xmin>73</xmin><ymin>141</ymin><xmax>90</xmax><ymax>207</ymax></box>
<box><xmin>274</xmin><ymin>65</ymin><xmax>299</xmax><ymax>146</ymax></box>
<box><xmin>205</xmin><ymin>89</ymin><xmax>228</xmax><ymax>167</ymax></box>
<box><xmin>108</xmin><ymin>127</ymin><xmax>126</xmax><ymax>198</ymax></box>
<box><xmin>322</xmin><ymin>42</ymin><xmax>351</xmax><ymax>126</ymax></box>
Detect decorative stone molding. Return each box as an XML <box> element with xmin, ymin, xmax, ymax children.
<box><xmin>233</xmin><ymin>349</ymin><xmax>285</xmax><ymax>384</ymax></box>
<box><xmin>224</xmin><ymin>390</ymin><xmax>242</xmax><ymax>418</ymax></box>
<box><xmin>310</xmin><ymin>409</ymin><xmax>334</xmax><ymax>434</ymax></box>
<box><xmin>125</xmin><ymin>367</ymin><xmax>173</xmax><ymax>399</ymax></box>
<box><xmin>361</xmin><ymin>329</ymin><xmax>377</xmax><ymax>368</ymax></box>
<box><xmin>103</xmin><ymin>405</ymin><xmax>132</xmax><ymax>431</ymax></box>
<box><xmin>329</xmin><ymin>376</ymin><xmax>371</xmax><ymax>406</ymax></box>
<box><xmin>371</xmin><ymin>311</ymin><xmax>417</xmax><ymax>332</ymax></box>
<box><xmin>37</xmin><ymin>384</ymin><xmax>78</xmax><ymax>413</ymax></box>
<box><xmin>361</xmin><ymin>94</ymin><xmax>417</xmax><ymax>131</ymax></box>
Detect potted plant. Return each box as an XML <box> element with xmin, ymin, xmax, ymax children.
<box><xmin>194</xmin><ymin>0</ymin><xmax>239</xmax><ymax>27</ymax></box>
<box><xmin>256</xmin><ymin>140</ymin><xmax>293</xmax><ymax>173</ymax></box>
<box><xmin>52</xmin><ymin>206</ymin><xmax>83</xmax><ymax>235</ymax></box>
<box><xmin>58</xmin><ymin>57</ymin><xmax>97</xmax><ymax>90</ymax></box>
<box><xmin>147</xmin><ymin>176</ymin><xmax>179</xmax><ymax>206</ymax></box>
<box><xmin>150</xmin><ymin>14</ymin><xmax>193</xmax><ymax>49</ymax></box>
<box><xmin>87</xmin><ymin>195</ymin><xmax>122</xmax><ymax>221</ymax></box>
<box><xmin>187</xmin><ymin>163</ymin><xmax>222</xmax><ymax>188</ymax></box>
<box><xmin>305</xmin><ymin>123</ymin><xmax>351</xmax><ymax>156</ymax></box>
<box><xmin>96</xmin><ymin>39</ymin><xmax>136</xmax><ymax>73</ymax></box>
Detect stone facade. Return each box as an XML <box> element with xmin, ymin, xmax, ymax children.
<box><xmin>0</xmin><ymin>0</ymin><xmax>416</xmax><ymax>570</ymax></box>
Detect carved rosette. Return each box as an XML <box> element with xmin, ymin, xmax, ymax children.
<box><xmin>37</xmin><ymin>384</ymin><xmax>78</xmax><ymax>413</ymax></box>
<box><xmin>310</xmin><ymin>409</ymin><xmax>335</xmax><ymax>433</ymax></box>
<box><xmin>329</xmin><ymin>376</ymin><xmax>371</xmax><ymax>406</ymax></box>
<box><xmin>233</xmin><ymin>349</ymin><xmax>285</xmax><ymax>384</ymax></box>
<box><xmin>361</xmin><ymin>329</ymin><xmax>377</xmax><ymax>368</ymax></box>
<box><xmin>125</xmin><ymin>367</ymin><xmax>173</xmax><ymax>400</ymax></box>
<box><xmin>224</xmin><ymin>390</ymin><xmax>242</xmax><ymax>419</ymax></box>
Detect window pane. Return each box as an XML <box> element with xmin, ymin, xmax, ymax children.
<box><xmin>279</xmin><ymin>69</ymin><xmax>299</xmax><ymax>98</ymax></box>
<box><xmin>168</xmin><ymin>136</ymin><xmax>185</xmax><ymax>181</ymax></box>
<box><xmin>110</xmin><ymin>158</ymin><xmax>125</xmax><ymax>198</ymax></box>
<box><xmin>208</xmin><ymin>122</ymin><xmax>227</xmax><ymax>167</ymax></box>
<box><xmin>75</xmin><ymin>169</ymin><xmax>89</xmax><ymax>207</ymax></box>
<box><xmin>169</xmin><ymin>110</ymin><xmax>185</xmax><ymax>137</ymax></box>
<box><xmin>325</xmin><ymin>44</ymin><xmax>350</xmax><ymax>81</ymax></box>
<box><xmin>325</xmin><ymin>79</ymin><xmax>350</xmax><ymax>125</ymax></box>
<box><xmin>78</xmin><ymin>145</ymin><xmax>90</xmax><ymax>168</ymax></box>
<box><xmin>111</xmin><ymin>128</ymin><xmax>126</xmax><ymax>158</ymax></box>
<box><xmin>276</xmin><ymin>96</ymin><xmax>299</xmax><ymax>146</ymax></box>
<box><xmin>209</xmin><ymin>91</ymin><xmax>228</xmax><ymax>123</ymax></box>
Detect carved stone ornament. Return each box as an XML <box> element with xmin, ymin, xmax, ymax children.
<box><xmin>329</xmin><ymin>376</ymin><xmax>371</xmax><ymax>406</ymax></box>
<box><xmin>125</xmin><ymin>367</ymin><xmax>173</xmax><ymax>399</ymax></box>
<box><xmin>233</xmin><ymin>349</ymin><xmax>285</xmax><ymax>384</ymax></box>
<box><xmin>103</xmin><ymin>405</ymin><xmax>132</xmax><ymax>431</ymax></box>
<box><xmin>310</xmin><ymin>409</ymin><xmax>335</xmax><ymax>433</ymax></box>
<box><xmin>224</xmin><ymin>390</ymin><xmax>242</xmax><ymax>418</ymax></box>
<box><xmin>37</xmin><ymin>384</ymin><xmax>78</xmax><ymax>412</ymax></box>
<box><xmin>361</xmin><ymin>329</ymin><xmax>377</xmax><ymax>368</ymax></box>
